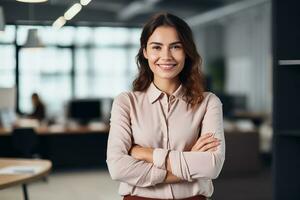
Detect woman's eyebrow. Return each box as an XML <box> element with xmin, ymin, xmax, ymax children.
<box><xmin>149</xmin><ymin>41</ymin><xmax>182</xmax><ymax>45</ymax></box>
<box><xmin>170</xmin><ymin>41</ymin><xmax>182</xmax><ymax>45</ymax></box>
<box><xmin>149</xmin><ymin>42</ymin><xmax>163</xmax><ymax>45</ymax></box>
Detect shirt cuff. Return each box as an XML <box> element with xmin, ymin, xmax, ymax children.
<box><xmin>150</xmin><ymin>166</ymin><xmax>167</xmax><ymax>185</ymax></box>
<box><xmin>153</xmin><ymin>148</ymin><xmax>169</xmax><ymax>170</ymax></box>
<box><xmin>168</xmin><ymin>151</ymin><xmax>193</xmax><ymax>182</ymax></box>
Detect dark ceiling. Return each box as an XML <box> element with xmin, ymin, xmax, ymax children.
<box><xmin>0</xmin><ymin>0</ymin><xmax>241</xmax><ymax>27</ymax></box>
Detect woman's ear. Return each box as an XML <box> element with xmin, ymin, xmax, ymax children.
<box><xmin>143</xmin><ymin>48</ymin><xmax>148</xmax><ymax>59</ymax></box>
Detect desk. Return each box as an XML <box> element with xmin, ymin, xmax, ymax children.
<box><xmin>232</xmin><ymin>111</ymin><xmax>267</xmax><ymax>126</ymax></box>
<box><xmin>0</xmin><ymin>158</ymin><xmax>52</xmax><ymax>200</ymax></box>
<box><xmin>0</xmin><ymin>124</ymin><xmax>110</xmax><ymax>135</ymax></box>
<box><xmin>0</xmin><ymin>125</ymin><xmax>110</xmax><ymax>169</ymax></box>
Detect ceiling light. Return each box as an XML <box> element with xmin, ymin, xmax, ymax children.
<box><xmin>16</xmin><ymin>0</ymin><xmax>48</xmax><ymax>3</ymax></box>
<box><xmin>52</xmin><ymin>16</ymin><xmax>66</xmax><ymax>29</ymax></box>
<box><xmin>0</xmin><ymin>7</ymin><xmax>5</xmax><ymax>32</ymax></box>
<box><xmin>64</xmin><ymin>3</ymin><xmax>82</xmax><ymax>20</ymax></box>
<box><xmin>23</xmin><ymin>29</ymin><xmax>44</xmax><ymax>48</ymax></box>
<box><xmin>80</xmin><ymin>0</ymin><xmax>92</xmax><ymax>6</ymax></box>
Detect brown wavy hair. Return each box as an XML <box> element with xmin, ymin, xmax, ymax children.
<box><xmin>133</xmin><ymin>12</ymin><xmax>205</xmax><ymax>109</ymax></box>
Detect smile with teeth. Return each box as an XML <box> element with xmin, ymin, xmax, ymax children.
<box><xmin>157</xmin><ymin>63</ymin><xmax>177</xmax><ymax>70</ymax></box>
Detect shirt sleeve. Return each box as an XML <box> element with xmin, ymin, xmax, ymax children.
<box><xmin>106</xmin><ymin>92</ymin><xmax>167</xmax><ymax>187</ymax></box>
<box><xmin>167</xmin><ymin>94</ymin><xmax>225</xmax><ymax>181</ymax></box>
<box><xmin>153</xmin><ymin>148</ymin><xmax>169</xmax><ymax>170</ymax></box>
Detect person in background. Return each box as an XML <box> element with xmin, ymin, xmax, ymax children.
<box><xmin>106</xmin><ymin>12</ymin><xmax>225</xmax><ymax>200</ymax></box>
<box><xmin>29</xmin><ymin>93</ymin><xmax>46</xmax><ymax>121</ymax></box>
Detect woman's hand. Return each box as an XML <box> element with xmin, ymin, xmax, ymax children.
<box><xmin>130</xmin><ymin>145</ymin><xmax>153</xmax><ymax>163</ymax></box>
<box><xmin>191</xmin><ymin>133</ymin><xmax>220</xmax><ymax>152</ymax></box>
<box><xmin>129</xmin><ymin>145</ymin><xmax>143</xmax><ymax>160</ymax></box>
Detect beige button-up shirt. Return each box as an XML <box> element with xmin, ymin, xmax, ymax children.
<box><xmin>106</xmin><ymin>83</ymin><xmax>225</xmax><ymax>199</ymax></box>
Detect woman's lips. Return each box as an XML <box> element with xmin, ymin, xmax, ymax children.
<box><xmin>157</xmin><ymin>64</ymin><xmax>176</xmax><ymax>70</ymax></box>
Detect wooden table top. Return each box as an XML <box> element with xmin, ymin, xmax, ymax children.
<box><xmin>0</xmin><ymin>158</ymin><xmax>52</xmax><ymax>189</ymax></box>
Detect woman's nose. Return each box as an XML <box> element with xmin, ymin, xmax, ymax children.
<box><xmin>160</xmin><ymin>48</ymin><xmax>172</xmax><ymax>59</ymax></box>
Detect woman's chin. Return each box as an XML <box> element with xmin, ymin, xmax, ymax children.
<box><xmin>154</xmin><ymin>73</ymin><xmax>179</xmax><ymax>81</ymax></box>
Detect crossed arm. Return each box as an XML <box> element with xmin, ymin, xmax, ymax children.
<box><xmin>106</xmin><ymin>93</ymin><xmax>225</xmax><ymax>187</ymax></box>
<box><xmin>129</xmin><ymin>133</ymin><xmax>221</xmax><ymax>183</ymax></box>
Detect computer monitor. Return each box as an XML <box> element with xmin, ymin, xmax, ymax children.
<box><xmin>68</xmin><ymin>99</ymin><xmax>102</xmax><ymax>125</ymax></box>
<box><xmin>217</xmin><ymin>93</ymin><xmax>247</xmax><ymax>118</ymax></box>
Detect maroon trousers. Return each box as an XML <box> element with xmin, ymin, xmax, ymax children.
<box><xmin>123</xmin><ymin>195</ymin><xmax>207</xmax><ymax>200</ymax></box>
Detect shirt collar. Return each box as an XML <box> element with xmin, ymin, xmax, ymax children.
<box><xmin>147</xmin><ymin>82</ymin><xmax>184</xmax><ymax>104</ymax></box>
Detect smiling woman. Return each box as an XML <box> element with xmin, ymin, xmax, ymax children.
<box><xmin>106</xmin><ymin>12</ymin><xmax>225</xmax><ymax>200</ymax></box>
<box><xmin>143</xmin><ymin>26</ymin><xmax>185</xmax><ymax>88</ymax></box>
<box><xmin>133</xmin><ymin>13</ymin><xmax>206</xmax><ymax>108</ymax></box>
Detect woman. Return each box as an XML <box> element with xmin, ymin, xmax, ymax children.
<box><xmin>107</xmin><ymin>12</ymin><xmax>225</xmax><ymax>200</ymax></box>
<box><xmin>29</xmin><ymin>93</ymin><xmax>46</xmax><ymax>121</ymax></box>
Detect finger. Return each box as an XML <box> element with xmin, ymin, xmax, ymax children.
<box><xmin>193</xmin><ymin>137</ymin><xmax>219</xmax><ymax>151</ymax></box>
<box><xmin>192</xmin><ymin>138</ymin><xmax>216</xmax><ymax>151</ymax></box>
<box><xmin>200</xmin><ymin>141</ymin><xmax>220</xmax><ymax>152</ymax></box>
<box><xmin>192</xmin><ymin>140</ymin><xmax>217</xmax><ymax>151</ymax></box>
<box><xmin>194</xmin><ymin>133</ymin><xmax>214</xmax><ymax>147</ymax></box>
<box><xmin>199</xmin><ymin>140</ymin><xmax>220</xmax><ymax>151</ymax></box>
<box><xmin>207</xmin><ymin>147</ymin><xmax>218</xmax><ymax>152</ymax></box>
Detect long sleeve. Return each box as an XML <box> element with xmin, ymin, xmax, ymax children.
<box><xmin>167</xmin><ymin>95</ymin><xmax>225</xmax><ymax>181</ymax></box>
<box><xmin>106</xmin><ymin>92</ymin><xmax>167</xmax><ymax>187</ymax></box>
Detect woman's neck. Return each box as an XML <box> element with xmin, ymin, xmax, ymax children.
<box><xmin>153</xmin><ymin>78</ymin><xmax>180</xmax><ymax>96</ymax></box>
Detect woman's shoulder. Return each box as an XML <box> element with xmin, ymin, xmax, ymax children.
<box><xmin>113</xmin><ymin>90</ymin><xmax>146</xmax><ymax>105</ymax></box>
<box><xmin>202</xmin><ymin>92</ymin><xmax>222</xmax><ymax>106</ymax></box>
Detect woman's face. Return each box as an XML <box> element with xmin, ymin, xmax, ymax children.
<box><xmin>143</xmin><ymin>26</ymin><xmax>185</xmax><ymax>84</ymax></box>
<box><xmin>32</xmin><ymin>96</ymin><xmax>38</xmax><ymax>106</ymax></box>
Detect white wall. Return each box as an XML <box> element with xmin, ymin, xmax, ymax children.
<box><xmin>193</xmin><ymin>23</ymin><xmax>224</xmax><ymax>74</ymax></box>
<box><xmin>224</xmin><ymin>2</ymin><xmax>272</xmax><ymax>113</ymax></box>
<box><xmin>192</xmin><ymin>2</ymin><xmax>272</xmax><ymax>113</ymax></box>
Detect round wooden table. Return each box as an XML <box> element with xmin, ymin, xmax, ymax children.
<box><xmin>0</xmin><ymin>158</ymin><xmax>52</xmax><ymax>200</ymax></box>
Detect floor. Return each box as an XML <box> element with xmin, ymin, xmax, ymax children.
<box><xmin>213</xmin><ymin>168</ymin><xmax>272</xmax><ymax>200</ymax></box>
<box><xmin>0</xmin><ymin>169</ymin><xmax>121</xmax><ymax>200</ymax></box>
<box><xmin>0</xmin><ymin>167</ymin><xmax>272</xmax><ymax>200</ymax></box>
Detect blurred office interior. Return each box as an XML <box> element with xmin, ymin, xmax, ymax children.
<box><xmin>0</xmin><ymin>0</ymin><xmax>299</xmax><ymax>199</ymax></box>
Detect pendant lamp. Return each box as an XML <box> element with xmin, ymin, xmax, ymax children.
<box><xmin>23</xmin><ymin>28</ymin><xmax>44</xmax><ymax>48</ymax></box>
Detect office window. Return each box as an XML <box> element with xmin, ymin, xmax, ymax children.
<box><xmin>39</xmin><ymin>26</ymin><xmax>75</xmax><ymax>46</ymax></box>
<box><xmin>0</xmin><ymin>45</ymin><xmax>16</xmax><ymax>87</ymax></box>
<box><xmin>74</xmin><ymin>27</ymin><xmax>93</xmax><ymax>46</ymax></box>
<box><xmin>0</xmin><ymin>25</ymin><xmax>16</xmax><ymax>88</ymax></box>
<box><xmin>17</xmin><ymin>25</ymin><xmax>43</xmax><ymax>45</ymax></box>
<box><xmin>17</xmin><ymin>25</ymin><xmax>75</xmax><ymax>117</ymax></box>
<box><xmin>0</xmin><ymin>25</ymin><xmax>16</xmax><ymax>43</ymax></box>
<box><xmin>17</xmin><ymin>25</ymin><xmax>75</xmax><ymax>46</ymax></box>
<box><xmin>19</xmin><ymin>47</ymin><xmax>72</xmax><ymax>117</ymax></box>
<box><xmin>14</xmin><ymin>25</ymin><xmax>141</xmax><ymax>118</ymax></box>
<box><xmin>74</xmin><ymin>27</ymin><xmax>141</xmax><ymax>98</ymax></box>
<box><xmin>75</xmin><ymin>48</ymin><xmax>128</xmax><ymax>98</ymax></box>
<box><xmin>94</xmin><ymin>27</ymin><xmax>130</xmax><ymax>46</ymax></box>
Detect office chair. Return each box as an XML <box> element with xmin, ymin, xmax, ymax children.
<box><xmin>11</xmin><ymin>128</ymin><xmax>39</xmax><ymax>158</ymax></box>
<box><xmin>11</xmin><ymin>128</ymin><xmax>47</xmax><ymax>199</ymax></box>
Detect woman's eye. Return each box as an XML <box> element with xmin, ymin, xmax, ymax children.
<box><xmin>152</xmin><ymin>46</ymin><xmax>161</xmax><ymax>50</ymax></box>
<box><xmin>171</xmin><ymin>45</ymin><xmax>182</xmax><ymax>50</ymax></box>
